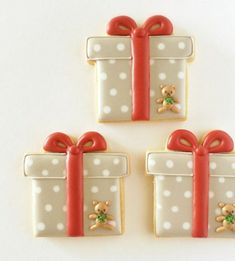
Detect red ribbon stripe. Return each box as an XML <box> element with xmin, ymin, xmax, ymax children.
<box><xmin>107</xmin><ymin>15</ymin><xmax>173</xmax><ymax>121</ymax></box>
<box><xmin>43</xmin><ymin>132</ymin><xmax>107</xmax><ymax>237</ymax></box>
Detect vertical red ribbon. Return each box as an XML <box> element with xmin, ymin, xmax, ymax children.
<box><xmin>167</xmin><ymin>129</ymin><xmax>233</xmax><ymax>237</ymax></box>
<box><xmin>43</xmin><ymin>132</ymin><xmax>107</xmax><ymax>236</ymax></box>
<box><xmin>107</xmin><ymin>15</ymin><xmax>173</xmax><ymax>121</ymax></box>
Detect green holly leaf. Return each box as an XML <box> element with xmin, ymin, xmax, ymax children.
<box><xmin>97</xmin><ymin>213</ymin><xmax>107</xmax><ymax>223</ymax></box>
<box><xmin>164</xmin><ymin>97</ymin><xmax>174</xmax><ymax>104</ymax></box>
<box><xmin>225</xmin><ymin>215</ymin><xmax>235</xmax><ymax>224</ymax></box>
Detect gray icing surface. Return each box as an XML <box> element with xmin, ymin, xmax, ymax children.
<box><xmin>24</xmin><ymin>152</ymin><xmax>128</xmax><ymax>237</ymax></box>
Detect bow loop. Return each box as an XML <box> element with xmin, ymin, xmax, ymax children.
<box><xmin>77</xmin><ymin>131</ymin><xmax>107</xmax><ymax>153</ymax></box>
<box><xmin>202</xmin><ymin>130</ymin><xmax>234</xmax><ymax>153</ymax></box>
<box><xmin>107</xmin><ymin>16</ymin><xmax>137</xmax><ymax>36</ymax></box>
<box><xmin>107</xmin><ymin>15</ymin><xmax>173</xmax><ymax>37</ymax></box>
<box><xmin>167</xmin><ymin>129</ymin><xmax>198</xmax><ymax>152</ymax></box>
<box><xmin>43</xmin><ymin>132</ymin><xmax>74</xmax><ymax>153</ymax></box>
<box><xmin>43</xmin><ymin>132</ymin><xmax>107</xmax><ymax>154</ymax></box>
<box><xmin>143</xmin><ymin>15</ymin><xmax>173</xmax><ymax>36</ymax></box>
<box><xmin>167</xmin><ymin>129</ymin><xmax>234</xmax><ymax>154</ymax></box>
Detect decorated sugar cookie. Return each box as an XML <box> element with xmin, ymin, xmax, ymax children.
<box><xmin>87</xmin><ymin>15</ymin><xmax>194</xmax><ymax>122</ymax></box>
<box><xmin>146</xmin><ymin>129</ymin><xmax>235</xmax><ymax>238</ymax></box>
<box><xmin>24</xmin><ymin>132</ymin><xmax>129</xmax><ymax>237</ymax></box>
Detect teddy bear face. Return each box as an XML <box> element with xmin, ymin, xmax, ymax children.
<box><xmin>160</xmin><ymin>84</ymin><xmax>176</xmax><ymax>97</ymax></box>
<box><xmin>221</xmin><ymin>204</ymin><xmax>235</xmax><ymax>216</ymax></box>
<box><xmin>93</xmin><ymin>201</ymin><xmax>109</xmax><ymax>214</ymax></box>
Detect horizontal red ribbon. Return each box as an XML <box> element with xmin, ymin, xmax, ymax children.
<box><xmin>167</xmin><ymin>129</ymin><xmax>234</xmax><ymax>237</ymax></box>
<box><xmin>43</xmin><ymin>132</ymin><xmax>107</xmax><ymax>237</ymax></box>
<box><xmin>107</xmin><ymin>15</ymin><xmax>173</xmax><ymax>121</ymax></box>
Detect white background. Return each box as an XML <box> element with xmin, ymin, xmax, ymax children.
<box><xmin>1</xmin><ymin>0</ymin><xmax>235</xmax><ymax>260</ymax></box>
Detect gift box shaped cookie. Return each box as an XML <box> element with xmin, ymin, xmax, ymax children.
<box><xmin>24</xmin><ymin>132</ymin><xmax>129</xmax><ymax>237</ymax></box>
<box><xmin>146</xmin><ymin>129</ymin><xmax>235</xmax><ymax>237</ymax></box>
<box><xmin>87</xmin><ymin>15</ymin><xmax>194</xmax><ymax>122</ymax></box>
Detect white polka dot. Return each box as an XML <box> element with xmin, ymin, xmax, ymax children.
<box><xmin>93</xmin><ymin>158</ymin><xmax>101</xmax><ymax>165</ymax></box>
<box><xmin>182</xmin><ymin>222</ymin><xmax>190</xmax><ymax>230</ymax></box>
<box><xmin>103</xmin><ymin>106</ymin><xmax>111</xmax><ymax>114</ymax></box>
<box><xmin>158</xmin><ymin>175</ymin><xmax>165</xmax><ymax>181</ymax></box>
<box><xmin>187</xmin><ymin>160</ymin><xmax>193</xmax><ymax>169</ymax></box>
<box><xmin>163</xmin><ymin>190</ymin><xmax>171</xmax><ymax>197</ymax></box>
<box><xmin>209</xmin><ymin>191</ymin><xmax>214</xmax><ymax>199</ymax></box>
<box><xmin>169</xmin><ymin>59</ymin><xmax>176</xmax><ymax>64</ymax></box>
<box><xmin>109</xmin><ymin>59</ymin><xmax>116</xmax><ymax>64</ymax></box>
<box><xmin>176</xmin><ymin>176</ymin><xmax>183</xmax><ymax>182</ymax></box>
<box><xmin>178</xmin><ymin>71</ymin><xmax>185</xmax><ymax>80</ymax></box>
<box><xmin>184</xmin><ymin>190</ymin><xmax>192</xmax><ymax>198</ymax></box>
<box><xmin>102</xmin><ymin>169</ymin><xmax>110</xmax><ymax>176</ymax></box>
<box><xmin>119</xmin><ymin>72</ymin><xmax>127</xmax><ymax>80</ymax></box>
<box><xmin>100</xmin><ymin>72</ymin><xmax>107</xmax><ymax>80</ymax></box>
<box><xmin>150</xmin><ymin>59</ymin><xmax>154</xmax><ymax>65</ymax></box>
<box><xmin>121</xmin><ymin>105</ymin><xmax>129</xmax><ymax>113</ymax></box>
<box><xmin>62</xmin><ymin>205</ymin><xmax>67</xmax><ymax>212</ymax></box>
<box><xmin>166</xmin><ymin>160</ymin><xmax>174</xmax><ymax>168</ymax></box>
<box><xmin>110</xmin><ymin>185</ymin><xmax>117</xmax><ymax>192</ymax></box>
<box><xmin>35</xmin><ymin>186</ymin><xmax>42</xmax><ymax>194</ymax></box>
<box><xmin>52</xmin><ymin>158</ymin><xmax>59</xmax><ymax>165</ymax></box>
<box><xmin>83</xmin><ymin>169</ymin><xmax>88</xmax><ymax>176</ymax></box>
<box><xmin>218</xmin><ymin>177</ymin><xmax>225</xmax><ymax>183</ymax></box>
<box><xmin>171</xmin><ymin>206</ymin><xmax>179</xmax><ymax>213</ymax></box>
<box><xmin>84</xmin><ymin>204</ymin><xmax>88</xmax><ymax>212</ymax></box>
<box><xmin>109</xmin><ymin>88</ymin><xmax>117</xmax><ymax>96</ymax></box>
<box><xmin>226</xmin><ymin>191</ymin><xmax>234</xmax><ymax>198</ymax></box>
<box><xmin>44</xmin><ymin>204</ymin><xmax>52</xmax><ymax>212</ymax></box>
<box><xmin>158</xmin><ymin>72</ymin><xmax>166</xmax><ymax>80</ymax></box>
<box><xmin>53</xmin><ymin>185</ymin><xmax>60</xmax><ymax>193</ymax></box>
<box><xmin>37</xmin><ymin>222</ymin><xmax>46</xmax><ymax>231</ymax></box>
<box><xmin>158</xmin><ymin>43</ymin><xmax>165</xmax><ymax>50</ymax></box>
<box><xmin>157</xmin><ymin>204</ymin><xmax>162</xmax><ymax>210</ymax></box>
<box><xmin>116</xmin><ymin>43</ymin><xmax>126</xmax><ymax>51</ymax></box>
<box><xmin>210</xmin><ymin>162</ymin><xmax>217</xmax><ymax>170</ymax></box>
<box><xmin>57</xmin><ymin>223</ymin><xmax>64</xmax><ymax>231</ymax></box>
<box><xmin>231</xmin><ymin>162</ymin><xmax>235</xmax><ymax>169</ymax></box>
<box><xmin>41</xmin><ymin>169</ymin><xmax>49</xmax><ymax>176</ymax></box>
<box><xmin>113</xmin><ymin>158</ymin><xmax>120</xmax><ymax>165</ymax></box>
<box><xmin>108</xmin><ymin>220</ymin><xmax>116</xmax><ymax>227</ymax></box>
<box><xmin>215</xmin><ymin>208</ymin><xmax>221</xmax><ymax>215</ymax></box>
<box><xmin>163</xmin><ymin>221</ymin><xmax>172</xmax><ymax>230</ymax></box>
<box><xmin>93</xmin><ymin>44</ymin><xmax>101</xmax><ymax>52</ymax></box>
<box><xmin>178</xmin><ymin>41</ymin><xmax>186</xmax><ymax>49</ymax></box>
<box><xmin>149</xmin><ymin>159</ymin><xmax>156</xmax><ymax>166</ymax></box>
<box><xmin>91</xmin><ymin>186</ymin><xmax>99</xmax><ymax>193</ymax></box>
<box><xmin>150</xmin><ymin>89</ymin><xmax>155</xmax><ymax>97</ymax></box>
<box><xmin>26</xmin><ymin>158</ymin><xmax>33</xmax><ymax>167</ymax></box>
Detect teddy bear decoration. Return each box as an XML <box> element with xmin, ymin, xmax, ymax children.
<box><xmin>156</xmin><ymin>84</ymin><xmax>179</xmax><ymax>113</ymax></box>
<box><xmin>89</xmin><ymin>200</ymin><xmax>115</xmax><ymax>231</ymax></box>
<box><xmin>216</xmin><ymin>202</ymin><xmax>235</xmax><ymax>233</ymax></box>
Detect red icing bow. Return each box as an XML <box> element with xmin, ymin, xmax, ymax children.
<box><xmin>44</xmin><ymin>132</ymin><xmax>107</xmax><ymax>237</ymax></box>
<box><xmin>167</xmin><ymin>129</ymin><xmax>234</xmax><ymax>237</ymax></box>
<box><xmin>107</xmin><ymin>15</ymin><xmax>173</xmax><ymax>37</ymax></box>
<box><xmin>107</xmin><ymin>16</ymin><xmax>173</xmax><ymax>121</ymax></box>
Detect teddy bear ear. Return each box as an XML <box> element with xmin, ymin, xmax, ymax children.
<box><xmin>105</xmin><ymin>200</ymin><xmax>111</xmax><ymax>206</ymax></box>
<box><xmin>92</xmin><ymin>200</ymin><xmax>98</xmax><ymax>206</ymax></box>
<box><xmin>171</xmin><ymin>84</ymin><xmax>176</xmax><ymax>89</ymax></box>
<box><xmin>160</xmin><ymin>84</ymin><xmax>164</xmax><ymax>89</ymax></box>
<box><xmin>233</xmin><ymin>204</ymin><xmax>235</xmax><ymax>207</ymax></box>
<box><xmin>218</xmin><ymin>202</ymin><xmax>225</xmax><ymax>208</ymax></box>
